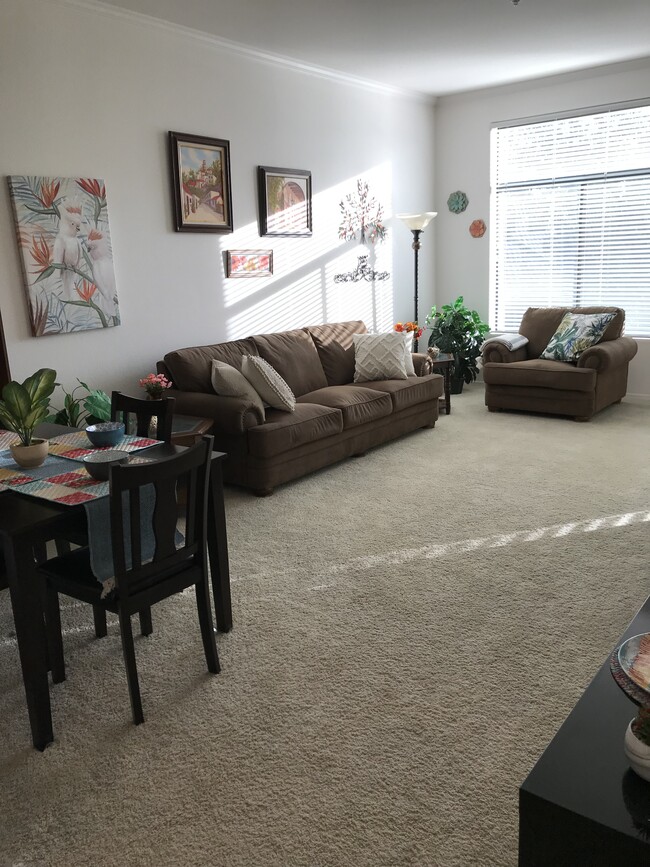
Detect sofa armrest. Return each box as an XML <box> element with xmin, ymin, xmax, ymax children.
<box><xmin>481</xmin><ymin>343</ymin><xmax>528</xmax><ymax>364</ymax></box>
<box><xmin>577</xmin><ymin>336</ymin><xmax>638</xmax><ymax>372</ymax></box>
<box><xmin>412</xmin><ymin>352</ymin><xmax>432</xmax><ymax>376</ymax></box>
<box><xmin>167</xmin><ymin>388</ymin><xmax>264</xmax><ymax>434</ymax></box>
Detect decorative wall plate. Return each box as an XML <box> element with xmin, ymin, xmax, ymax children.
<box><xmin>447</xmin><ymin>191</ymin><xmax>469</xmax><ymax>214</ymax></box>
<box><xmin>469</xmin><ymin>219</ymin><xmax>486</xmax><ymax>238</ymax></box>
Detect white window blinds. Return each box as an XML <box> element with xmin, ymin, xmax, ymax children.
<box><xmin>490</xmin><ymin>102</ymin><xmax>650</xmax><ymax>337</ymax></box>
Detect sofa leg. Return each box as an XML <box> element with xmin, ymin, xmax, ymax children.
<box><xmin>422</xmin><ymin>421</ymin><xmax>435</xmax><ymax>429</ymax></box>
<box><xmin>614</xmin><ymin>398</ymin><xmax>622</xmax><ymax>404</ymax></box>
<box><xmin>254</xmin><ymin>488</ymin><xmax>274</xmax><ymax>497</ymax></box>
<box><xmin>574</xmin><ymin>416</ymin><xmax>591</xmax><ymax>422</ymax></box>
<box><xmin>352</xmin><ymin>451</ymin><xmax>367</xmax><ymax>457</ymax></box>
<box><xmin>487</xmin><ymin>407</ymin><xmax>502</xmax><ymax>413</ymax></box>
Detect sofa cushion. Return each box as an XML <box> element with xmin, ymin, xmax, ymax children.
<box><xmin>241</xmin><ymin>356</ymin><xmax>296</xmax><ymax>412</ymax></box>
<box><xmin>211</xmin><ymin>360</ymin><xmax>266</xmax><ymax>419</ymax></box>
<box><xmin>305</xmin><ymin>321</ymin><xmax>367</xmax><ymax>386</ymax></box>
<box><xmin>519</xmin><ymin>307</ymin><xmax>624</xmax><ymax>358</ymax></box>
<box><xmin>250</xmin><ymin>329</ymin><xmax>328</xmax><ymax>397</ymax></box>
<box><xmin>352</xmin><ymin>333</ymin><xmax>408</xmax><ymax>382</ymax></box>
<box><xmin>483</xmin><ymin>359</ymin><xmax>597</xmax><ymax>392</ymax></box>
<box><xmin>360</xmin><ymin>374</ymin><xmax>444</xmax><ymax>411</ymax></box>
<box><xmin>164</xmin><ymin>338</ymin><xmax>259</xmax><ymax>393</ymax></box>
<box><xmin>297</xmin><ymin>385</ymin><xmax>392</xmax><ymax>429</ymax></box>
<box><xmin>247</xmin><ymin>403</ymin><xmax>343</xmax><ymax>459</ymax></box>
<box><xmin>539</xmin><ymin>312</ymin><xmax>615</xmax><ymax>363</ymax></box>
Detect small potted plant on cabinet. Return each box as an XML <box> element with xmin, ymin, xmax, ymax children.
<box><xmin>425</xmin><ymin>296</ymin><xmax>489</xmax><ymax>393</ymax></box>
<box><xmin>0</xmin><ymin>368</ymin><xmax>57</xmax><ymax>467</ymax></box>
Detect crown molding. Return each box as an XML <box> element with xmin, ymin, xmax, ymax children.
<box><xmin>54</xmin><ymin>0</ymin><xmax>436</xmax><ymax>105</ymax></box>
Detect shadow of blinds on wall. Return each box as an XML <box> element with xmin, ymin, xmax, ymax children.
<box><xmin>489</xmin><ymin>101</ymin><xmax>650</xmax><ymax>337</ymax></box>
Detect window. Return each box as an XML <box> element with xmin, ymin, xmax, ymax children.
<box><xmin>490</xmin><ymin>102</ymin><xmax>650</xmax><ymax>337</ymax></box>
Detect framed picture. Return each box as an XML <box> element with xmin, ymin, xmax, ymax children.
<box><xmin>169</xmin><ymin>131</ymin><xmax>233</xmax><ymax>233</ymax></box>
<box><xmin>258</xmin><ymin>166</ymin><xmax>312</xmax><ymax>237</ymax></box>
<box><xmin>7</xmin><ymin>176</ymin><xmax>121</xmax><ymax>335</ymax></box>
<box><xmin>226</xmin><ymin>250</ymin><xmax>273</xmax><ymax>278</ymax></box>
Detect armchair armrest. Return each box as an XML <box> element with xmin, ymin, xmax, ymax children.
<box><xmin>577</xmin><ymin>337</ymin><xmax>638</xmax><ymax>371</ymax></box>
<box><xmin>167</xmin><ymin>389</ymin><xmax>264</xmax><ymax>435</ymax></box>
<box><xmin>481</xmin><ymin>343</ymin><xmax>528</xmax><ymax>364</ymax></box>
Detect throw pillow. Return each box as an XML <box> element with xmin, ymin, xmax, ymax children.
<box><xmin>210</xmin><ymin>360</ymin><xmax>266</xmax><ymax>420</ymax></box>
<box><xmin>241</xmin><ymin>355</ymin><xmax>296</xmax><ymax>412</ymax></box>
<box><xmin>352</xmin><ymin>333</ymin><xmax>408</xmax><ymax>382</ymax></box>
<box><xmin>540</xmin><ymin>312</ymin><xmax>615</xmax><ymax>363</ymax></box>
<box><xmin>400</xmin><ymin>332</ymin><xmax>416</xmax><ymax>376</ymax></box>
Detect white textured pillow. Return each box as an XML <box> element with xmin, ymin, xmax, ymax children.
<box><xmin>400</xmin><ymin>332</ymin><xmax>416</xmax><ymax>376</ymax></box>
<box><xmin>241</xmin><ymin>355</ymin><xmax>296</xmax><ymax>412</ymax></box>
<box><xmin>352</xmin><ymin>333</ymin><xmax>408</xmax><ymax>382</ymax></box>
<box><xmin>211</xmin><ymin>360</ymin><xmax>265</xmax><ymax>420</ymax></box>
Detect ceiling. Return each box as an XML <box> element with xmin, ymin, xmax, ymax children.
<box><xmin>98</xmin><ymin>0</ymin><xmax>650</xmax><ymax>97</ymax></box>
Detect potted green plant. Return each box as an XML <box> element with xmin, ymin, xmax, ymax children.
<box><xmin>47</xmin><ymin>380</ymin><xmax>112</xmax><ymax>427</ymax></box>
<box><xmin>425</xmin><ymin>296</ymin><xmax>490</xmax><ymax>393</ymax></box>
<box><xmin>0</xmin><ymin>368</ymin><xmax>57</xmax><ymax>467</ymax></box>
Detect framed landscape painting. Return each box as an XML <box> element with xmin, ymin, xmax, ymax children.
<box><xmin>7</xmin><ymin>176</ymin><xmax>121</xmax><ymax>336</ymax></box>
<box><xmin>169</xmin><ymin>131</ymin><xmax>233</xmax><ymax>233</ymax></box>
<box><xmin>258</xmin><ymin>166</ymin><xmax>312</xmax><ymax>237</ymax></box>
<box><xmin>226</xmin><ymin>250</ymin><xmax>273</xmax><ymax>278</ymax></box>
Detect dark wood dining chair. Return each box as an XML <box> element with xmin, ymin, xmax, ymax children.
<box><xmin>111</xmin><ymin>391</ymin><xmax>175</xmax><ymax>443</ymax></box>
<box><xmin>85</xmin><ymin>391</ymin><xmax>176</xmax><ymax>639</ymax></box>
<box><xmin>39</xmin><ymin>436</ymin><xmax>219</xmax><ymax>725</ymax></box>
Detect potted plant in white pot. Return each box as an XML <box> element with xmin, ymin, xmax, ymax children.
<box><xmin>0</xmin><ymin>368</ymin><xmax>57</xmax><ymax>468</ymax></box>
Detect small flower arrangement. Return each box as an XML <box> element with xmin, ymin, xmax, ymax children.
<box><xmin>139</xmin><ymin>372</ymin><xmax>172</xmax><ymax>399</ymax></box>
<box><xmin>394</xmin><ymin>321</ymin><xmax>424</xmax><ymax>340</ymax></box>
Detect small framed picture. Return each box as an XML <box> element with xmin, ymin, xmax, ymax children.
<box><xmin>226</xmin><ymin>250</ymin><xmax>273</xmax><ymax>278</ymax></box>
<box><xmin>169</xmin><ymin>131</ymin><xmax>233</xmax><ymax>233</ymax></box>
<box><xmin>258</xmin><ymin>166</ymin><xmax>312</xmax><ymax>237</ymax></box>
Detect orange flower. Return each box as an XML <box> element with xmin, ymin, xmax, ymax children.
<box><xmin>29</xmin><ymin>235</ymin><xmax>52</xmax><ymax>273</ymax></box>
<box><xmin>77</xmin><ymin>178</ymin><xmax>106</xmax><ymax>199</ymax></box>
<box><xmin>394</xmin><ymin>322</ymin><xmax>404</xmax><ymax>332</ymax></box>
<box><xmin>37</xmin><ymin>180</ymin><xmax>60</xmax><ymax>208</ymax></box>
<box><xmin>75</xmin><ymin>279</ymin><xmax>97</xmax><ymax>303</ymax></box>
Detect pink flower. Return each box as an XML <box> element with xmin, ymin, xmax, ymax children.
<box><xmin>138</xmin><ymin>372</ymin><xmax>172</xmax><ymax>397</ymax></box>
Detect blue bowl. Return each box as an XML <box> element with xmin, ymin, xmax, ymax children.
<box><xmin>85</xmin><ymin>421</ymin><xmax>125</xmax><ymax>448</ymax></box>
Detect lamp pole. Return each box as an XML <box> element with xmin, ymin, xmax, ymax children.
<box><xmin>396</xmin><ymin>212</ymin><xmax>437</xmax><ymax>355</ymax></box>
<box><xmin>411</xmin><ymin>228</ymin><xmax>422</xmax><ymax>352</ymax></box>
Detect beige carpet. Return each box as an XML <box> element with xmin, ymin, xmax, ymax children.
<box><xmin>1</xmin><ymin>388</ymin><xmax>649</xmax><ymax>866</ymax></box>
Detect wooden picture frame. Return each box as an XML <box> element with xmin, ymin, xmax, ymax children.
<box><xmin>169</xmin><ymin>131</ymin><xmax>233</xmax><ymax>233</ymax></box>
<box><xmin>226</xmin><ymin>250</ymin><xmax>273</xmax><ymax>278</ymax></box>
<box><xmin>257</xmin><ymin>166</ymin><xmax>312</xmax><ymax>237</ymax></box>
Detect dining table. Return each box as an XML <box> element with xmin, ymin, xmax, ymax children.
<box><xmin>1</xmin><ymin>423</ymin><xmax>232</xmax><ymax>751</ymax></box>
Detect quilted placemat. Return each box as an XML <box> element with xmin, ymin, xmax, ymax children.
<box><xmin>14</xmin><ymin>468</ymin><xmax>109</xmax><ymax>505</ymax></box>
<box><xmin>48</xmin><ymin>431</ymin><xmax>160</xmax><ymax>461</ymax></box>
<box><xmin>0</xmin><ymin>429</ymin><xmax>20</xmax><ymax>451</ymax></box>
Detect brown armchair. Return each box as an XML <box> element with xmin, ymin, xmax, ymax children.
<box><xmin>482</xmin><ymin>306</ymin><xmax>638</xmax><ymax>420</ymax></box>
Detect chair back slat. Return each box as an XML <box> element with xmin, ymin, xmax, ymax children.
<box><xmin>108</xmin><ymin>436</ymin><xmax>212</xmax><ymax>600</ymax></box>
<box><xmin>111</xmin><ymin>391</ymin><xmax>175</xmax><ymax>442</ymax></box>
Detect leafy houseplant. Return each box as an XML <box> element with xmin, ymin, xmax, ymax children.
<box><xmin>48</xmin><ymin>380</ymin><xmax>111</xmax><ymax>427</ymax></box>
<box><xmin>425</xmin><ymin>296</ymin><xmax>490</xmax><ymax>393</ymax></box>
<box><xmin>0</xmin><ymin>368</ymin><xmax>57</xmax><ymax>467</ymax></box>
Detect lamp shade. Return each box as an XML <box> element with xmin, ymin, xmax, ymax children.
<box><xmin>396</xmin><ymin>212</ymin><xmax>437</xmax><ymax>231</ymax></box>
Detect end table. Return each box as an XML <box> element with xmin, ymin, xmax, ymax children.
<box><xmin>428</xmin><ymin>352</ymin><xmax>454</xmax><ymax>415</ymax></box>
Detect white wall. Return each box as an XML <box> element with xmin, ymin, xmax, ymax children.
<box><xmin>434</xmin><ymin>59</ymin><xmax>650</xmax><ymax>396</ymax></box>
<box><xmin>0</xmin><ymin>0</ymin><xmax>435</xmax><ymax>400</ymax></box>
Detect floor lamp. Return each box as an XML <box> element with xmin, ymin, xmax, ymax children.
<box><xmin>396</xmin><ymin>212</ymin><xmax>437</xmax><ymax>352</ymax></box>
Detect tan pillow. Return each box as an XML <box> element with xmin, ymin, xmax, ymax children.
<box><xmin>241</xmin><ymin>355</ymin><xmax>296</xmax><ymax>412</ymax></box>
<box><xmin>211</xmin><ymin>360</ymin><xmax>266</xmax><ymax>420</ymax></box>
<box><xmin>352</xmin><ymin>333</ymin><xmax>408</xmax><ymax>382</ymax></box>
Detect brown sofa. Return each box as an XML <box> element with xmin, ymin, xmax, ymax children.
<box><xmin>157</xmin><ymin>321</ymin><xmax>444</xmax><ymax>494</ymax></box>
<box><xmin>482</xmin><ymin>306</ymin><xmax>638</xmax><ymax>420</ymax></box>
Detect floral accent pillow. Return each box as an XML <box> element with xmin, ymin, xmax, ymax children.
<box><xmin>540</xmin><ymin>312</ymin><xmax>615</xmax><ymax>363</ymax></box>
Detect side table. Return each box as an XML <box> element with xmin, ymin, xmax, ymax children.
<box><xmin>171</xmin><ymin>414</ymin><xmax>213</xmax><ymax>447</ymax></box>
<box><xmin>428</xmin><ymin>352</ymin><xmax>454</xmax><ymax>415</ymax></box>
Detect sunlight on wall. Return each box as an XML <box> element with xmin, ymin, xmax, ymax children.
<box><xmin>221</xmin><ymin>164</ymin><xmax>394</xmax><ymax>338</ymax></box>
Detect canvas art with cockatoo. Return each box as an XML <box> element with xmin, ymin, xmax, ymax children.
<box><xmin>8</xmin><ymin>176</ymin><xmax>121</xmax><ymax>335</ymax></box>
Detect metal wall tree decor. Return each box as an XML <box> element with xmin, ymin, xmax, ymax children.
<box><xmin>335</xmin><ymin>179</ymin><xmax>389</xmax><ymax>283</ymax></box>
